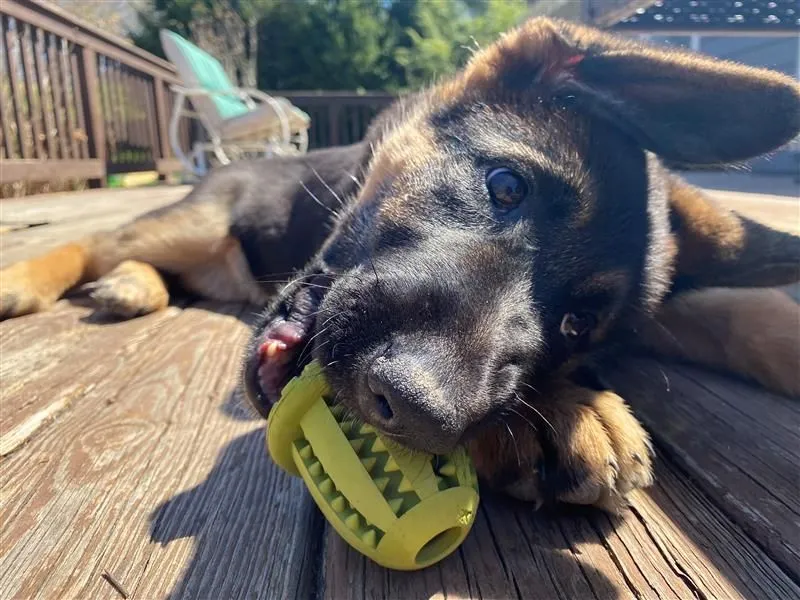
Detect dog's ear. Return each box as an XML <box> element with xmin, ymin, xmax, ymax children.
<box><xmin>460</xmin><ymin>18</ymin><xmax>800</xmax><ymax>166</ymax></box>
<box><xmin>667</xmin><ymin>178</ymin><xmax>800</xmax><ymax>291</ymax></box>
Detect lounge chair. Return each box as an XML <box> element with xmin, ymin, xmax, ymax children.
<box><xmin>160</xmin><ymin>29</ymin><xmax>310</xmax><ymax>177</ymax></box>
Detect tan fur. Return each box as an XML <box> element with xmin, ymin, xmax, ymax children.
<box><xmin>668</xmin><ymin>180</ymin><xmax>745</xmax><ymax>279</ymax></box>
<box><xmin>0</xmin><ymin>201</ymin><xmax>262</xmax><ymax>319</ymax></box>
<box><xmin>88</xmin><ymin>260</ymin><xmax>170</xmax><ymax>318</ymax></box>
<box><xmin>468</xmin><ymin>381</ymin><xmax>652</xmax><ymax>513</ymax></box>
<box><xmin>364</xmin><ymin>115</ymin><xmax>439</xmax><ymax>222</ymax></box>
<box><xmin>180</xmin><ymin>237</ymin><xmax>268</xmax><ymax>305</ymax></box>
<box><xmin>87</xmin><ymin>202</ymin><xmax>231</xmax><ymax>277</ymax></box>
<box><xmin>640</xmin><ymin>287</ymin><xmax>800</xmax><ymax>398</ymax></box>
<box><xmin>0</xmin><ymin>243</ymin><xmax>91</xmax><ymax>317</ymax></box>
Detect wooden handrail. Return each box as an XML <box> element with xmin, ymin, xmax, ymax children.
<box><xmin>2</xmin><ymin>0</ymin><xmax>179</xmax><ymax>82</ymax></box>
<box><xmin>0</xmin><ymin>0</ymin><xmax>187</xmax><ymax>187</ymax></box>
<box><xmin>0</xmin><ymin>0</ymin><xmax>398</xmax><ymax>189</ymax></box>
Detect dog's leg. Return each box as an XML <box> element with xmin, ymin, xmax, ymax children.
<box><xmin>0</xmin><ymin>201</ymin><xmax>256</xmax><ymax>320</ymax></box>
<box><xmin>637</xmin><ymin>286</ymin><xmax>800</xmax><ymax>398</ymax></box>
<box><xmin>1</xmin><ymin>243</ymin><xmax>91</xmax><ymax>318</ymax></box>
<box><xmin>469</xmin><ymin>382</ymin><xmax>653</xmax><ymax>513</ymax></box>
<box><xmin>85</xmin><ymin>260</ymin><xmax>170</xmax><ymax>318</ymax></box>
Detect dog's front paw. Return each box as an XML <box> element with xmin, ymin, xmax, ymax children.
<box><xmin>470</xmin><ymin>384</ymin><xmax>653</xmax><ymax>513</ymax></box>
<box><xmin>86</xmin><ymin>260</ymin><xmax>169</xmax><ymax>319</ymax></box>
<box><xmin>545</xmin><ymin>388</ymin><xmax>654</xmax><ymax>512</ymax></box>
<box><xmin>0</xmin><ymin>261</ymin><xmax>57</xmax><ymax>319</ymax></box>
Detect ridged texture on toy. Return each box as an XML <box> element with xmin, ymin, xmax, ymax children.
<box><xmin>273</xmin><ymin>361</ymin><xmax>480</xmax><ymax>570</ymax></box>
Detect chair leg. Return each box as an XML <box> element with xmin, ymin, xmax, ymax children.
<box><xmin>168</xmin><ymin>91</ymin><xmax>201</xmax><ymax>178</ymax></box>
<box><xmin>211</xmin><ymin>136</ymin><xmax>232</xmax><ymax>167</ymax></box>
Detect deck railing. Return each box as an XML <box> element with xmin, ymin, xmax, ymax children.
<box><xmin>0</xmin><ymin>0</ymin><xmax>193</xmax><ymax>187</ymax></box>
<box><xmin>0</xmin><ymin>0</ymin><xmax>397</xmax><ymax>189</ymax></box>
<box><xmin>277</xmin><ymin>91</ymin><xmax>396</xmax><ymax>149</ymax></box>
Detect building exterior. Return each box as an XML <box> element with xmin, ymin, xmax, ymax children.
<box><xmin>529</xmin><ymin>0</ymin><xmax>800</xmax><ymax>175</ymax></box>
<box><xmin>528</xmin><ymin>1</ymin><xmax>657</xmax><ymax>26</ymax></box>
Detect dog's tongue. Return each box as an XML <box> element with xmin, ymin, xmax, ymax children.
<box><xmin>257</xmin><ymin>320</ymin><xmax>306</xmax><ymax>407</ymax></box>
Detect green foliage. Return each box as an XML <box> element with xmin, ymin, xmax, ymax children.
<box><xmin>257</xmin><ymin>0</ymin><xmax>391</xmax><ymax>91</ymax></box>
<box><xmin>131</xmin><ymin>0</ymin><xmax>528</xmax><ymax>91</ymax></box>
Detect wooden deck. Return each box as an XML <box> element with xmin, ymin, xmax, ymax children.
<box><xmin>1</xmin><ymin>184</ymin><xmax>798</xmax><ymax>600</ymax></box>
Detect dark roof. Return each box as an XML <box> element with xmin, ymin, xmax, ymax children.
<box><xmin>614</xmin><ymin>0</ymin><xmax>800</xmax><ymax>31</ymax></box>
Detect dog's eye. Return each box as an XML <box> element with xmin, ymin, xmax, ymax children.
<box><xmin>487</xmin><ymin>168</ymin><xmax>528</xmax><ymax>208</ymax></box>
<box><xmin>560</xmin><ymin>312</ymin><xmax>596</xmax><ymax>340</ymax></box>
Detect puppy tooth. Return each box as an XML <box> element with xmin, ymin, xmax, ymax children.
<box><xmin>267</xmin><ymin>340</ymin><xmax>287</xmax><ymax>358</ymax></box>
<box><xmin>259</xmin><ymin>339</ymin><xmax>287</xmax><ymax>359</ymax></box>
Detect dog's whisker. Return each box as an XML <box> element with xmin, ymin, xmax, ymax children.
<box><xmin>502</xmin><ymin>418</ymin><xmax>522</xmax><ymax>467</ymax></box>
<box><xmin>310</xmin><ymin>166</ymin><xmax>346</xmax><ymax>209</ymax></box>
<box><xmin>513</xmin><ymin>393</ymin><xmax>556</xmax><ymax>437</ymax></box>
<box><xmin>296</xmin><ymin>336</ymin><xmax>331</xmax><ymax>366</ymax></box>
<box><xmin>272</xmin><ymin>271</ymin><xmax>320</xmax><ymax>293</ymax></box>
<box><xmin>299</xmin><ymin>180</ymin><xmax>338</xmax><ymax>217</ymax></box>
<box><xmin>508</xmin><ymin>401</ymin><xmax>539</xmax><ymax>435</ymax></box>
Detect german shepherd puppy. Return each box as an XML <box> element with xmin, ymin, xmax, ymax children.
<box><xmin>2</xmin><ymin>19</ymin><xmax>799</xmax><ymax>511</ymax></box>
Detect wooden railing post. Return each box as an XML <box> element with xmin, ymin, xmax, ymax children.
<box><xmin>76</xmin><ymin>46</ymin><xmax>106</xmax><ymax>187</ymax></box>
<box><xmin>153</xmin><ymin>77</ymin><xmax>172</xmax><ymax>170</ymax></box>
<box><xmin>328</xmin><ymin>103</ymin><xmax>341</xmax><ymax>147</ymax></box>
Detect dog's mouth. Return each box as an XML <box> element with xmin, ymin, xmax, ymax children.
<box><xmin>243</xmin><ymin>272</ymin><xmax>331</xmax><ymax>418</ymax></box>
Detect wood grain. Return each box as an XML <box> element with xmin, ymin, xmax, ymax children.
<box><xmin>0</xmin><ymin>302</ymin><xmax>320</xmax><ymax>599</ymax></box>
<box><xmin>322</xmin><ymin>451</ymin><xmax>799</xmax><ymax>599</ymax></box>
<box><xmin>0</xmin><ymin>300</ymin><xmax>183</xmax><ymax>455</ymax></box>
<box><xmin>610</xmin><ymin>360</ymin><xmax>800</xmax><ymax>576</ymax></box>
<box><xmin>0</xmin><ymin>186</ymin><xmax>188</xmax><ymax>267</ymax></box>
<box><xmin>1</xmin><ymin>184</ymin><xmax>798</xmax><ymax>600</ymax></box>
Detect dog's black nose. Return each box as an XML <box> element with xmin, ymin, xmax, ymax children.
<box><xmin>362</xmin><ymin>353</ymin><xmax>463</xmax><ymax>454</ymax></box>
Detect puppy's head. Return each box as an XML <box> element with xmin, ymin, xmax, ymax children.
<box><xmin>245</xmin><ymin>18</ymin><xmax>800</xmax><ymax>454</ymax></box>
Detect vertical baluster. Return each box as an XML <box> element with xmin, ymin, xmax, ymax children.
<box><xmin>46</xmin><ymin>32</ymin><xmax>68</xmax><ymax>158</ymax></box>
<box><xmin>4</xmin><ymin>16</ymin><xmax>32</xmax><ymax>159</ymax></box>
<box><xmin>33</xmin><ymin>26</ymin><xmax>57</xmax><ymax>159</ymax></box>
<box><xmin>0</xmin><ymin>17</ymin><xmax>19</xmax><ymax>158</ymax></box>
<box><xmin>20</xmin><ymin>22</ymin><xmax>45</xmax><ymax>159</ymax></box>
<box><xmin>76</xmin><ymin>47</ymin><xmax>106</xmax><ymax>186</ymax></box>
<box><xmin>98</xmin><ymin>56</ymin><xmax>116</xmax><ymax>165</ymax></box>
<box><xmin>69</xmin><ymin>44</ymin><xmax>89</xmax><ymax>158</ymax></box>
<box><xmin>142</xmin><ymin>76</ymin><xmax>159</xmax><ymax>164</ymax></box>
<box><xmin>129</xmin><ymin>71</ymin><xmax>146</xmax><ymax>163</ymax></box>
<box><xmin>109</xmin><ymin>61</ymin><xmax>129</xmax><ymax>166</ymax></box>
<box><xmin>58</xmin><ymin>37</ymin><xmax>79</xmax><ymax>158</ymax></box>
<box><xmin>153</xmin><ymin>77</ymin><xmax>171</xmax><ymax>161</ymax></box>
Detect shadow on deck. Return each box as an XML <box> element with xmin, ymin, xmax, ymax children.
<box><xmin>0</xmin><ymin>185</ymin><xmax>798</xmax><ymax>599</ymax></box>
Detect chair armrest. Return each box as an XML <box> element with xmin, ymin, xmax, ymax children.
<box><xmin>169</xmin><ymin>85</ymin><xmax>253</xmax><ymax>105</ymax></box>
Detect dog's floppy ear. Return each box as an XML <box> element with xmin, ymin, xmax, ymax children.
<box><xmin>667</xmin><ymin>178</ymin><xmax>800</xmax><ymax>291</ymax></box>
<box><xmin>461</xmin><ymin>18</ymin><xmax>800</xmax><ymax>166</ymax></box>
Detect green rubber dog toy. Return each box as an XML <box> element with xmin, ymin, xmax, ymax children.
<box><xmin>266</xmin><ymin>360</ymin><xmax>480</xmax><ymax>571</ymax></box>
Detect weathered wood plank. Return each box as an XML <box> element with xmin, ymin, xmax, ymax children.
<box><xmin>0</xmin><ymin>185</ymin><xmax>188</xmax><ymax>226</ymax></box>
<box><xmin>322</xmin><ymin>449</ymin><xmax>799</xmax><ymax>600</ymax></box>
<box><xmin>0</xmin><ymin>186</ymin><xmax>188</xmax><ymax>267</ymax></box>
<box><xmin>0</xmin><ymin>299</ymin><xmax>183</xmax><ymax>455</ymax></box>
<box><xmin>609</xmin><ymin>360</ymin><xmax>800</xmax><ymax>577</ymax></box>
<box><xmin>0</xmin><ymin>302</ymin><xmax>320</xmax><ymax>600</ymax></box>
